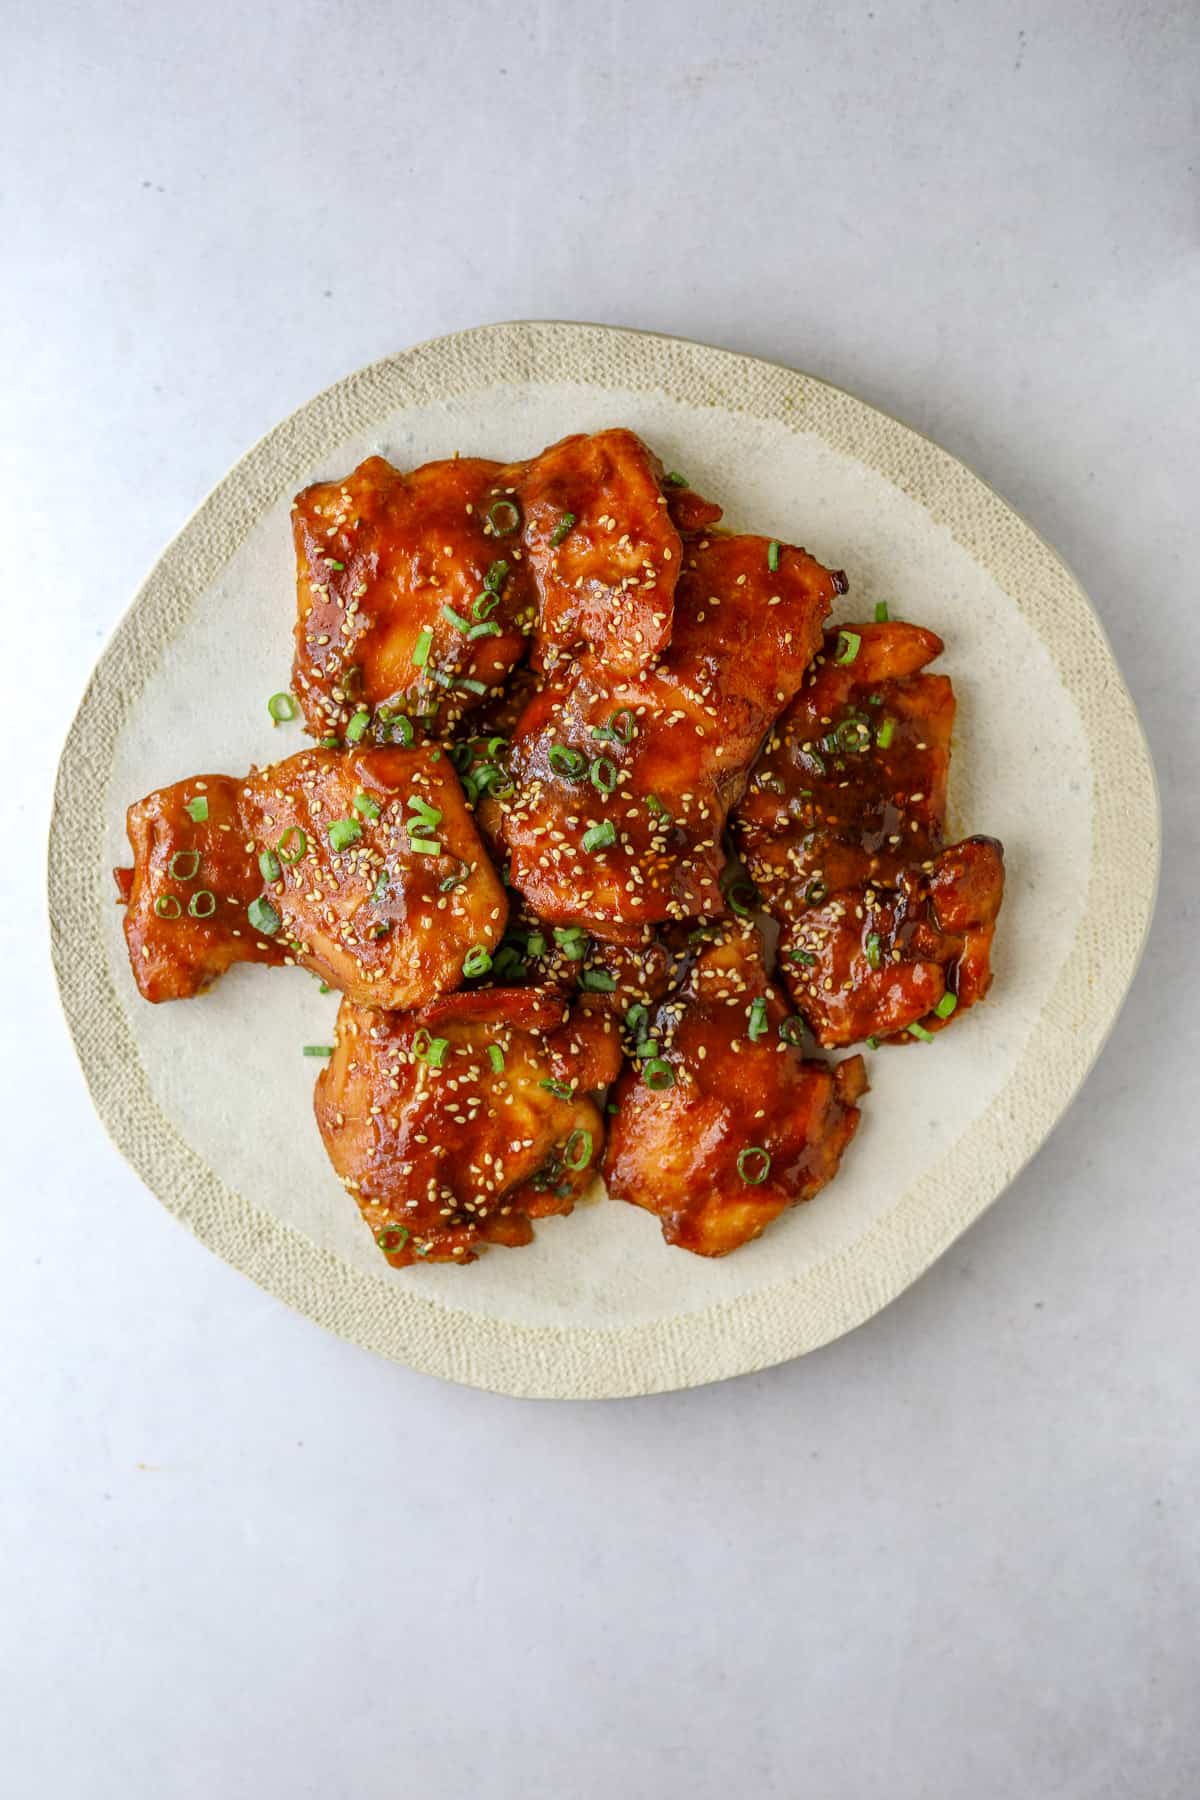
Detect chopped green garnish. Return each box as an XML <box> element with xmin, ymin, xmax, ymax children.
<box><xmin>548</xmin><ymin>744</ymin><xmax>586</xmax><ymax>778</ymax></box>
<box><xmin>486</xmin><ymin>499</ymin><xmax>521</xmax><ymax>536</ymax></box>
<box><xmin>554</xmin><ymin>927</ymin><xmax>589</xmax><ymax>960</ymax></box>
<box><xmin>154</xmin><ymin>894</ymin><xmax>181</xmax><ymax>919</ymax></box>
<box><xmin>409</xmin><ymin>836</ymin><xmax>441</xmax><ymax>856</ymax></box>
<box><xmin>327</xmin><ymin>818</ymin><xmax>362</xmax><ymax>852</ymax></box>
<box><xmin>184</xmin><ymin>796</ymin><xmax>209</xmax><ymax>823</ymax></box>
<box><xmin>188</xmin><ymin>890</ymin><xmax>216</xmax><ymax>918</ymax></box>
<box><xmin>376</xmin><ymin>1226</ymin><xmax>410</xmax><ymax>1253</ymax></box>
<box><xmin>778</xmin><ymin>1016</ymin><xmax>805</xmax><ymax>1045</ymax></box>
<box><xmin>664</xmin><ymin>470</ymin><xmax>688</xmax><ymax>486</ymax></box>
<box><xmin>747</xmin><ymin>998</ymin><xmax>769</xmax><ymax>1040</ymax></box>
<box><xmin>267</xmin><ymin>691</ymin><xmax>298</xmax><ymax>722</ymax></box>
<box><xmin>353</xmin><ymin>791</ymin><xmax>381</xmax><ymax>819</ymax></box>
<box><xmin>411</xmin><ymin>627</ymin><xmax>433</xmax><ymax>667</ymax></box>
<box><xmin>539</xmin><ymin>1078</ymin><xmax>573</xmax><ymax>1100</ymax></box>
<box><xmin>345</xmin><ymin>708</ymin><xmax>370</xmax><ymax>743</ymax></box>
<box><xmin>589</xmin><ymin>756</ymin><xmax>617</xmax><ymax>794</ymax></box>
<box><xmin>487</xmin><ymin>1044</ymin><xmax>505</xmax><ymax>1073</ymax></box>
<box><xmin>643</xmin><ymin>1058</ymin><xmax>674</xmax><ymax>1091</ymax></box>
<box><xmin>169</xmin><ymin>850</ymin><xmax>200</xmax><ymax>880</ymax></box>
<box><xmin>579</xmin><ymin>969</ymin><xmax>617</xmax><ymax>992</ymax></box>
<box><xmin>277</xmin><ymin>826</ymin><xmax>307</xmax><ymax>864</ymax></box>
<box><xmin>834</xmin><ymin>630</ymin><xmax>862</xmax><ymax>665</ymax></box>
<box><xmin>441</xmin><ymin>604</ymin><xmax>471</xmax><ymax>634</ymax></box>
<box><xmin>875</xmin><ymin>601</ymin><xmax>890</xmax><ymax>622</ymax></box>
<box><xmin>767</xmin><ymin>540</ymin><xmax>781</xmax><ymax>572</ymax></box>
<box><xmin>907</xmin><ymin>1021</ymin><xmax>935</xmax><ymax>1043</ymax></box>
<box><xmin>865</xmin><ymin>932</ymin><xmax>882</xmax><ymax>970</ymax></box>
<box><xmin>303</xmin><ymin>1044</ymin><xmax>335</xmax><ymax>1057</ymax></box>
<box><xmin>462</xmin><ymin>944</ymin><xmax>493</xmax><ymax>979</ymax></box>
<box><xmin>934</xmin><ymin>993</ymin><xmax>958</xmax><ymax>1019</ymax></box>
<box><xmin>581</xmin><ymin>820</ymin><xmax>617</xmax><ymax>852</ymax></box>
<box><xmin>551</xmin><ymin>512</ymin><xmax>576</xmax><ymax>546</ymax></box>
<box><xmin>737</xmin><ymin>1146</ymin><xmax>771</xmax><ymax>1185</ymax></box>
<box><xmin>564</xmin><ymin>1128</ymin><xmax>593</xmax><ymax>1170</ymax></box>
<box><xmin>876</xmin><ymin>717</ymin><xmax>896</xmax><ymax>750</ymax></box>
<box><xmin>247</xmin><ymin>896</ymin><xmax>281</xmax><ymax>934</ymax></box>
<box><xmin>258</xmin><ymin>849</ymin><xmax>281</xmax><ymax>882</ymax></box>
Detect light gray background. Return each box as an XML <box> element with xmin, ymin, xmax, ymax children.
<box><xmin>3</xmin><ymin>3</ymin><xmax>1197</xmax><ymax>1796</ymax></box>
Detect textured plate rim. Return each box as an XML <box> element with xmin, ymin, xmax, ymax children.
<box><xmin>48</xmin><ymin>320</ymin><xmax>1160</xmax><ymax>1399</ymax></box>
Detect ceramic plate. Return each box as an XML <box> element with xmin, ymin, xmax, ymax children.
<box><xmin>49</xmin><ymin>322</ymin><xmax>1158</xmax><ymax>1398</ymax></box>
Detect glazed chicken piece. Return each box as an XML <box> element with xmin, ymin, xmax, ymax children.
<box><xmin>604</xmin><ymin>923</ymin><xmax>867</xmax><ymax>1256</ymax></box>
<box><xmin>117</xmin><ymin>745</ymin><xmax>507</xmax><ymax>1008</ymax></box>
<box><xmin>777</xmin><ymin>836</ymin><xmax>1005</xmax><ymax>1047</ymax></box>
<box><xmin>292</xmin><ymin>454</ymin><xmax>536</xmax><ymax>743</ymax></box>
<box><xmin>520</xmin><ymin>429</ymin><xmax>714</xmax><ymax>674</ymax></box>
<box><xmin>497</xmin><ymin>531</ymin><xmax>845</xmax><ymax>940</ymax></box>
<box><xmin>291</xmin><ymin>431</ymin><xmax>719</xmax><ymax>741</ymax></box>
<box><xmin>734</xmin><ymin>619</ymin><xmax>1005</xmax><ymax>1046</ymax></box>
<box><xmin>315</xmin><ymin>988</ymin><xmax>623</xmax><ymax>1265</ymax></box>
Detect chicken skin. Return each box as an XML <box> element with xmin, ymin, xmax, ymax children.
<box><xmin>315</xmin><ymin>989</ymin><xmax>622</xmax><ymax>1265</ymax></box>
<box><xmin>117</xmin><ymin>745</ymin><xmax>506</xmax><ymax>1009</ymax></box>
<box><xmin>497</xmin><ymin>532</ymin><xmax>845</xmax><ymax>940</ymax></box>
<box><xmin>291</xmin><ymin>431</ymin><xmax>719</xmax><ymax>742</ymax></box>
<box><xmin>734</xmin><ymin>619</ymin><xmax>1004</xmax><ymax>1046</ymax></box>
<box><xmin>604</xmin><ymin>922</ymin><xmax>867</xmax><ymax>1256</ymax></box>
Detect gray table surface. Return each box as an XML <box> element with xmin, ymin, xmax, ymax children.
<box><xmin>3</xmin><ymin>3</ymin><xmax>1197</xmax><ymax>1795</ymax></box>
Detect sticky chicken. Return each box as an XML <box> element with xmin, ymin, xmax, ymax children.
<box><xmin>315</xmin><ymin>989</ymin><xmax>622</xmax><ymax>1265</ymax></box>
<box><xmin>604</xmin><ymin>923</ymin><xmax>867</xmax><ymax>1256</ymax></box>
<box><xmin>734</xmin><ymin>619</ymin><xmax>1004</xmax><ymax>1045</ymax></box>
<box><xmin>117</xmin><ymin>745</ymin><xmax>506</xmax><ymax>1008</ymax></box>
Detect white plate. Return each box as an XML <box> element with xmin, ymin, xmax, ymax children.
<box><xmin>49</xmin><ymin>322</ymin><xmax>1159</xmax><ymax>1398</ymax></box>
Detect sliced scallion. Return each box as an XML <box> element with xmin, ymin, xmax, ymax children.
<box><xmin>247</xmin><ymin>896</ymin><xmax>281</xmax><ymax>934</ymax></box>
<box><xmin>737</xmin><ymin>1146</ymin><xmax>771</xmax><ymax>1185</ymax></box>
<box><xmin>268</xmin><ymin>691</ymin><xmax>298</xmax><ymax>722</ymax></box>
<box><xmin>277</xmin><ymin>826</ymin><xmax>307</xmax><ymax>864</ymax></box>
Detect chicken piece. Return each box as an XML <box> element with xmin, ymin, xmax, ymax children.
<box><xmin>497</xmin><ymin>532</ymin><xmax>845</xmax><ymax>939</ymax></box>
<box><xmin>604</xmin><ymin>923</ymin><xmax>867</xmax><ymax>1256</ymax></box>
<box><xmin>520</xmin><ymin>428</ymin><xmax>702</xmax><ymax>674</ymax></box>
<box><xmin>315</xmin><ymin>989</ymin><xmax>623</xmax><ymax>1265</ymax></box>
<box><xmin>291</xmin><ymin>454</ymin><xmax>536</xmax><ymax>742</ymax></box>
<box><xmin>116</xmin><ymin>774</ymin><xmax>285</xmax><ymax>1001</ymax></box>
<box><xmin>734</xmin><ymin>619</ymin><xmax>1004</xmax><ymax>1046</ymax></box>
<box><xmin>117</xmin><ymin>745</ymin><xmax>507</xmax><ymax>1008</ymax></box>
<box><xmin>777</xmin><ymin>836</ymin><xmax>1005</xmax><ymax>1047</ymax></box>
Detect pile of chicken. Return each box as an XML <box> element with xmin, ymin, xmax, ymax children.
<box><xmin>116</xmin><ymin>430</ymin><xmax>1004</xmax><ymax>1263</ymax></box>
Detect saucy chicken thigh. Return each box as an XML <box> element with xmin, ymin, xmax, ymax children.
<box><xmin>734</xmin><ymin>619</ymin><xmax>1005</xmax><ymax>1045</ymax></box>
<box><xmin>117</xmin><ymin>745</ymin><xmax>506</xmax><ymax>1009</ymax></box>
<box><xmin>315</xmin><ymin>988</ymin><xmax>621</xmax><ymax>1264</ymax></box>
<box><xmin>604</xmin><ymin>922</ymin><xmax>867</xmax><ymax>1255</ymax></box>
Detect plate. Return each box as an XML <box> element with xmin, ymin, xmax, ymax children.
<box><xmin>49</xmin><ymin>322</ymin><xmax>1159</xmax><ymax>1398</ymax></box>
